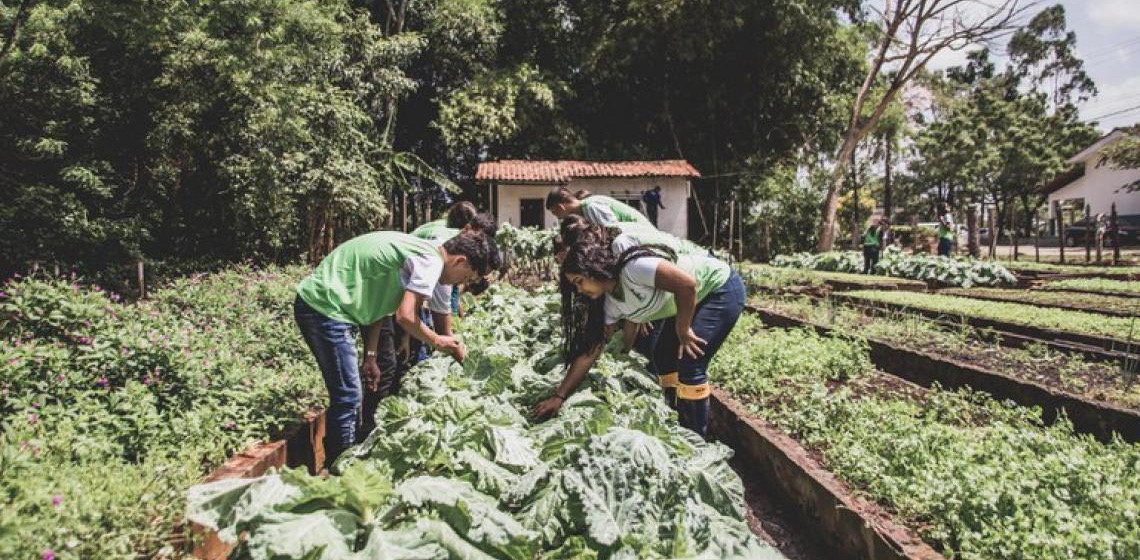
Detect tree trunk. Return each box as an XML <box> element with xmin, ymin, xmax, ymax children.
<box><xmin>988</xmin><ymin>204</ymin><xmax>999</xmax><ymax>259</ymax></box>
<box><xmin>817</xmin><ymin>132</ymin><xmax>861</xmax><ymax>251</ymax></box>
<box><xmin>850</xmin><ymin>149</ymin><xmax>860</xmax><ymax>249</ymax></box>
<box><xmin>967</xmin><ymin>203</ymin><xmax>980</xmax><ymax>258</ymax></box>
<box><xmin>1084</xmin><ymin>203</ymin><xmax>1092</xmax><ymax>263</ymax></box>
<box><xmin>883</xmin><ymin>137</ymin><xmax>893</xmax><ymax>219</ymax></box>
<box><xmin>1033</xmin><ymin>214</ymin><xmax>1040</xmax><ymax>263</ymax></box>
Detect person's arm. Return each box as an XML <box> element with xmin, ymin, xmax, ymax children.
<box><xmin>395</xmin><ymin>290</ymin><xmax>464</xmax><ymax>362</ymax></box>
<box><xmin>361</xmin><ymin>321</ymin><xmax>383</xmax><ymax>391</ymax></box>
<box><xmin>531</xmin><ymin>336</ymin><xmax>611</xmax><ymax>420</ymax></box>
<box><xmin>433</xmin><ymin>312</ymin><xmax>453</xmax><ymax>337</ymax></box>
<box><xmin>652</xmin><ymin>261</ymin><xmax>705</xmax><ymax>359</ymax></box>
<box><xmin>621</xmin><ymin>320</ymin><xmax>639</xmax><ymax>352</ymax></box>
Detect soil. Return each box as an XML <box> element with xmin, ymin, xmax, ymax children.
<box><xmin>731</xmin><ymin>455</ymin><xmax>834</xmax><ymax>560</ymax></box>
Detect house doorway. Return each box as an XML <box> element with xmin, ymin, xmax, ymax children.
<box><xmin>520</xmin><ymin>198</ymin><xmax>544</xmax><ymax>228</ymax></box>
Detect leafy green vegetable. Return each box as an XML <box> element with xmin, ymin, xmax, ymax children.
<box><xmin>773</xmin><ymin>247</ymin><xmax>1016</xmax><ymax>287</ymax></box>
<box><xmin>187</xmin><ymin>286</ymin><xmax>782</xmax><ymax>559</ymax></box>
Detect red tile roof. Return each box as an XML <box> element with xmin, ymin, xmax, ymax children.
<box><xmin>476</xmin><ymin>160</ymin><xmax>700</xmax><ymax>182</ymax></box>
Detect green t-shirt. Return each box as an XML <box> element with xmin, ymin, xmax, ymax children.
<box><xmin>612</xmin><ymin>223</ymin><xmax>706</xmax><ymax>257</ymax></box>
<box><xmin>410</xmin><ymin>219</ymin><xmax>448</xmax><ymax>240</ymax></box>
<box><xmin>938</xmin><ymin>214</ymin><xmax>955</xmax><ymax>241</ymax></box>
<box><xmin>862</xmin><ymin>227</ymin><xmax>881</xmax><ymax>248</ymax></box>
<box><xmin>412</xmin><ymin>221</ymin><xmax>459</xmax><ymax>243</ymax></box>
<box><xmin>581</xmin><ymin>195</ymin><xmax>652</xmax><ymax>226</ymax></box>
<box><xmin>296</xmin><ymin>231</ymin><xmax>440</xmax><ymax>325</ymax></box>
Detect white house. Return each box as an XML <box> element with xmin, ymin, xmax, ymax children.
<box><xmin>475</xmin><ymin>160</ymin><xmax>701</xmax><ymax>238</ymax></box>
<box><xmin>1042</xmin><ymin>128</ymin><xmax>1140</xmax><ymax>230</ymax></box>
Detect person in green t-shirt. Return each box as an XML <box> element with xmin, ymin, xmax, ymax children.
<box><xmin>410</xmin><ymin>200</ymin><xmax>479</xmax><ymax>240</ymax></box>
<box><xmin>545</xmin><ymin>187</ymin><xmax>652</xmax><ymax>227</ymax></box>
<box><xmin>861</xmin><ymin>218</ymin><xmax>887</xmax><ymax>274</ymax></box>
<box><xmin>532</xmin><ymin>237</ymin><xmax>745</xmax><ymax>438</ymax></box>
<box><xmin>294</xmin><ymin>230</ymin><xmax>501</xmax><ymax>468</ymax></box>
<box><xmin>936</xmin><ymin>202</ymin><xmax>956</xmax><ymax>257</ymax></box>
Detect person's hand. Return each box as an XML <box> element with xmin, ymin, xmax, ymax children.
<box><xmin>531</xmin><ymin>395</ymin><xmax>565</xmax><ymax>420</ymax></box>
<box><xmin>362</xmin><ymin>358</ymin><xmax>382</xmax><ymax>392</ymax></box>
<box><xmin>638</xmin><ymin>322</ymin><xmax>653</xmax><ymax>337</ymax></box>
<box><xmin>434</xmin><ymin>335</ymin><xmax>466</xmax><ymax>363</ymax></box>
<box><xmin>677</xmin><ymin>328</ymin><xmax>707</xmax><ymax>359</ymax></box>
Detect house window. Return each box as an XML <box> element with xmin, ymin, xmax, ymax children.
<box><xmin>612</xmin><ymin>194</ymin><xmax>644</xmax><ymax>213</ymax></box>
<box><xmin>520</xmin><ymin>198</ymin><xmax>544</xmax><ymax>228</ymax></box>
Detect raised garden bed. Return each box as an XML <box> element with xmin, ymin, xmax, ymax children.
<box><xmin>710</xmin><ymin>316</ymin><xmax>1140</xmax><ymax>560</ymax></box>
<box><xmin>835</xmin><ymin>290</ymin><xmax>1140</xmax><ymax>355</ymax></box>
<box><xmin>744</xmin><ymin>264</ymin><xmax>926</xmax><ymax>294</ymax></box>
<box><xmin>0</xmin><ymin>265</ymin><xmax>327</xmax><ymax>560</ymax></box>
<box><xmin>941</xmin><ymin>287</ymin><xmax>1140</xmax><ymax>317</ymax></box>
<box><xmin>1040</xmin><ymin>277</ymin><xmax>1140</xmax><ymax>297</ymax></box>
<box><xmin>746</xmin><ymin>304</ymin><xmax>1140</xmax><ymax>442</ymax></box>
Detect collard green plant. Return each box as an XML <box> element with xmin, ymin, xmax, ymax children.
<box><xmin>187</xmin><ymin>287</ymin><xmax>783</xmax><ymax>560</ymax></box>
<box><xmin>772</xmin><ymin>246</ymin><xmax>1016</xmax><ymax>288</ymax></box>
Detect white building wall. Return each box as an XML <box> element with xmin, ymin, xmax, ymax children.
<box><xmin>495</xmin><ymin>177</ymin><xmax>691</xmax><ymax>237</ymax></box>
<box><xmin>1048</xmin><ymin>157</ymin><xmax>1140</xmax><ymax>218</ymax></box>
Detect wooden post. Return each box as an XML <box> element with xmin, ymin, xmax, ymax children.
<box><xmin>1011</xmin><ymin>207</ymin><xmax>1019</xmax><ymax>262</ymax></box>
<box><xmin>967</xmin><ymin>203</ymin><xmax>980</xmax><ymax>258</ymax></box>
<box><xmin>136</xmin><ymin>260</ymin><xmax>146</xmax><ymax>300</ymax></box>
<box><xmin>1033</xmin><ymin>214</ymin><xmax>1040</xmax><ymax>263</ymax></box>
<box><xmin>1084</xmin><ymin>204</ymin><xmax>1092</xmax><ymax>263</ymax></box>
<box><xmin>1111</xmin><ymin>203</ymin><xmax>1121</xmax><ymax>265</ymax></box>
<box><xmin>737</xmin><ymin>199</ymin><xmax>744</xmax><ymax>262</ymax></box>
<box><xmin>987</xmin><ymin>207</ymin><xmax>997</xmax><ymax>259</ymax></box>
<box><xmin>1056</xmin><ymin>201</ymin><xmax>1066</xmax><ymax>264</ymax></box>
<box><xmin>727</xmin><ymin>197</ymin><xmax>735</xmax><ymax>258</ymax></box>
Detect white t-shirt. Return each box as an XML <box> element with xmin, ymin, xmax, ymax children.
<box><xmin>603</xmin><ymin>257</ymin><xmax>672</xmax><ymax>325</ymax></box>
<box><xmin>400</xmin><ymin>253</ymin><xmax>452</xmax><ymax>314</ymax></box>
<box><xmin>583</xmin><ymin>202</ymin><xmax>618</xmax><ymax>227</ymax></box>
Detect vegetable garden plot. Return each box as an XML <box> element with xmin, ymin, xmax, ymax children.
<box><xmin>772</xmin><ymin>248</ymin><xmax>1016</xmax><ymax>288</ymax></box>
<box><xmin>0</xmin><ymin>266</ymin><xmax>327</xmax><ymax>560</ymax></box>
<box><xmin>750</xmin><ymin>296</ymin><xmax>1140</xmax><ymax>411</ymax></box>
<box><xmin>1040</xmin><ymin>277</ymin><xmax>1140</xmax><ymax>297</ymax></box>
<box><xmin>187</xmin><ymin>287</ymin><xmax>784</xmax><ymax>560</ymax></box>
<box><xmin>742</xmin><ymin>264</ymin><xmax>925</xmax><ymax>294</ymax></box>
<box><xmin>839</xmin><ymin>290</ymin><xmax>1140</xmax><ymax>347</ymax></box>
<box><xmin>941</xmin><ymin>287</ymin><xmax>1140</xmax><ymax>317</ymax></box>
<box><xmin>710</xmin><ymin>317</ymin><xmax>1140</xmax><ymax>560</ymax></box>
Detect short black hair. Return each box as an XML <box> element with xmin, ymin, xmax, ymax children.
<box><xmin>546</xmin><ymin>187</ymin><xmax>576</xmax><ymax>210</ymax></box>
<box><xmin>443</xmin><ymin>231</ymin><xmax>502</xmax><ymax>276</ymax></box>
<box><xmin>467</xmin><ymin>213</ymin><xmax>499</xmax><ymax>237</ymax></box>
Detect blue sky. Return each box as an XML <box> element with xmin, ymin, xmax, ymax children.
<box><xmin>926</xmin><ymin>0</ymin><xmax>1140</xmax><ymax>131</ymax></box>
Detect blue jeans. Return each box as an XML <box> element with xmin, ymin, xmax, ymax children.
<box><xmin>631</xmin><ymin>319</ymin><xmax>664</xmax><ymax>375</ymax></box>
<box><xmin>652</xmin><ymin>270</ymin><xmax>746</xmax><ymax>437</ymax></box>
<box><xmin>294</xmin><ymin>296</ymin><xmax>361</xmax><ymax>468</ymax></box>
<box><xmin>938</xmin><ymin>238</ymin><xmax>954</xmax><ymax>257</ymax></box>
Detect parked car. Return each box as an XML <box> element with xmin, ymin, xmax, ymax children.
<box><xmin>1063</xmin><ymin>216</ymin><xmax>1140</xmax><ymax>247</ymax></box>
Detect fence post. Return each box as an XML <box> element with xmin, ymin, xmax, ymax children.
<box><xmin>137</xmin><ymin>260</ymin><xmax>146</xmax><ymax>300</ymax></box>
<box><xmin>1084</xmin><ymin>204</ymin><xmax>1092</xmax><ymax>262</ymax></box>
<box><xmin>1111</xmin><ymin>203</ymin><xmax>1121</xmax><ymax>265</ymax></box>
<box><xmin>1056</xmin><ymin>201</ymin><xmax>1065</xmax><ymax>264</ymax></box>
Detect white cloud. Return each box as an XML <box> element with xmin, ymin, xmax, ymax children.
<box><xmin>1087</xmin><ymin>0</ymin><xmax>1140</xmax><ymax>30</ymax></box>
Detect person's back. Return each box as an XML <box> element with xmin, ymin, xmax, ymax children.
<box><xmin>581</xmin><ymin>194</ymin><xmax>652</xmax><ymax>227</ymax></box>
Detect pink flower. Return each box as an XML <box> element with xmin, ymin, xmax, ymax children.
<box><xmin>57</xmin><ymin>374</ymin><xmax>65</xmax><ymax>383</ymax></box>
<box><xmin>52</xmin><ymin>495</ymin><xmax>62</xmax><ymax>507</ymax></box>
<box><xmin>27</xmin><ymin>412</ymin><xmax>38</xmax><ymax>425</ymax></box>
<box><xmin>42</xmin><ymin>548</ymin><xmax>54</xmax><ymax>560</ymax></box>
<box><xmin>96</xmin><ymin>377</ymin><xmax>108</xmax><ymax>388</ymax></box>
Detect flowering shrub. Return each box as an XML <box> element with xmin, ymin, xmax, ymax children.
<box><xmin>0</xmin><ymin>265</ymin><xmax>325</xmax><ymax>559</ymax></box>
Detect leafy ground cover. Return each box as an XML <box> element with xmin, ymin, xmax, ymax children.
<box><xmin>942</xmin><ymin>287</ymin><xmax>1140</xmax><ymax>316</ymax></box>
<box><xmin>712</xmin><ymin>316</ymin><xmax>1140</xmax><ymax>560</ymax></box>
<box><xmin>1003</xmin><ymin>261</ymin><xmax>1140</xmax><ymax>276</ymax></box>
<box><xmin>741</xmin><ymin>264</ymin><xmax>924</xmax><ymax>293</ymax></box>
<box><xmin>773</xmin><ymin>247</ymin><xmax>1015</xmax><ymax>287</ymax></box>
<box><xmin>1041</xmin><ymin>278</ymin><xmax>1140</xmax><ymax>297</ymax></box>
<box><xmin>187</xmin><ymin>287</ymin><xmax>782</xmax><ymax>560</ymax></box>
<box><xmin>0</xmin><ymin>265</ymin><xmax>326</xmax><ymax>560</ymax></box>
<box><xmin>842</xmin><ymin>290</ymin><xmax>1140</xmax><ymax>343</ymax></box>
<box><xmin>750</xmin><ymin>296</ymin><xmax>1140</xmax><ymax>409</ymax></box>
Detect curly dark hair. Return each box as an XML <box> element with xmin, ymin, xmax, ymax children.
<box><xmin>443</xmin><ymin>231</ymin><xmax>502</xmax><ymax>277</ymax></box>
<box><xmin>557</xmin><ymin>240</ymin><xmax>676</xmax><ymax>362</ymax></box>
<box><xmin>557</xmin><ymin>215</ymin><xmax>620</xmax><ymax>251</ymax></box>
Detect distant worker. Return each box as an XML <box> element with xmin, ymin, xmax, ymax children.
<box><xmin>862</xmin><ymin>218</ymin><xmax>887</xmax><ymax>274</ymax></box>
<box><xmin>546</xmin><ymin>187</ymin><xmax>652</xmax><ymax>228</ymax></box>
<box><xmin>641</xmin><ymin>186</ymin><xmax>666</xmax><ymax>227</ymax></box>
<box><xmin>936</xmin><ymin>203</ymin><xmax>956</xmax><ymax>257</ymax></box>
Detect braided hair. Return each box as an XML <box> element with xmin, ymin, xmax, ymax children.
<box><xmin>558</xmin><ymin>239</ymin><xmax>677</xmax><ymax>362</ymax></box>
